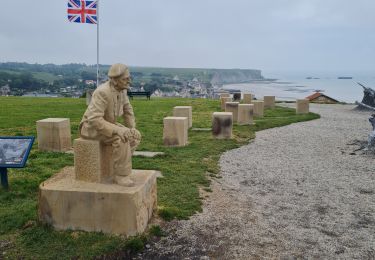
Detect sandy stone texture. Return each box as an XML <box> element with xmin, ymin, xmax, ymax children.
<box><xmin>163</xmin><ymin>117</ymin><xmax>188</xmax><ymax>147</ymax></box>
<box><xmin>212</xmin><ymin>112</ymin><xmax>233</xmax><ymax>139</ymax></box>
<box><xmin>225</xmin><ymin>102</ymin><xmax>239</xmax><ymax>123</ymax></box>
<box><xmin>139</xmin><ymin>104</ymin><xmax>375</xmax><ymax>259</ymax></box>
<box><xmin>39</xmin><ymin>167</ymin><xmax>157</xmax><ymax>235</ymax></box>
<box><xmin>296</xmin><ymin>99</ymin><xmax>310</xmax><ymax>114</ymax></box>
<box><xmin>36</xmin><ymin>118</ymin><xmax>71</xmax><ymax>152</ymax></box>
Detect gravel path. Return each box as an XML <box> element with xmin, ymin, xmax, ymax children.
<box><xmin>140</xmin><ymin>104</ymin><xmax>375</xmax><ymax>259</ymax></box>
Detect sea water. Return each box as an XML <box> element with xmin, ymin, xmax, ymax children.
<box><xmin>223</xmin><ymin>71</ymin><xmax>375</xmax><ymax>103</ymax></box>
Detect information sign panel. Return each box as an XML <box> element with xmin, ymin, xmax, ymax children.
<box><xmin>0</xmin><ymin>137</ymin><xmax>34</xmax><ymax>168</ymax></box>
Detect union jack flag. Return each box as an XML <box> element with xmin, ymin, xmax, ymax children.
<box><xmin>68</xmin><ymin>0</ymin><xmax>97</xmax><ymax>24</ymax></box>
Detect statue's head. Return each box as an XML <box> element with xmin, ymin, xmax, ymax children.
<box><xmin>108</xmin><ymin>63</ymin><xmax>131</xmax><ymax>90</ymax></box>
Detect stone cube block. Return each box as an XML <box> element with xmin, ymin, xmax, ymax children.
<box><xmin>39</xmin><ymin>167</ymin><xmax>157</xmax><ymax>235</ymax></box>
<box><xmin>251</xmin><ymin>101</ymin><xmax>264</xmax><ymax>117</ymax></box>
<box><xmin>264</xmin><ymin>96</ymin><xmax>275</xmax><ymax>108</ymax></box>
<box><xmin>238</xmin><ymin>104</ymin><xmax>254</xmax><ymax>125</ymax></box>
<box><xmin>243</xmin><ymin>93</ymin><xmax>253</xmax><ymax>104</ymax></box>
<box><xmin>220</xmin><ymin>97</ymin><xmax>232</xmax><ymax>110</ymax></box>
<box><xmin>36</xmin><ymin>118</ymin><xmax>72</xmax><ymax>152</ymax></box>
<box><xmin>233</xmin><ymin>92</ymin><xmax>242</xmax><ymax>101</ymax></box>
<box><xmin>173</xmin><ymin>106</ymin><xmax>193</xmax><ymax>128</ymax></box>
<box><xmin>74</xmin><ymin>138</ymin><xmax>114</xmax><ymax>183</ymax></box>
<box><xmin>163</xmin><ymin>117</ymin><xmax>188</xmax><ymax>146</ymax></box>
<box><xmin>296</xmin><ymin>99</ymin><xmax>309</xmax><ymax>114</ymax></box>
<box><xmin>225</xmin><ymin>102</ymin><xmax>240</xmax><ymax>123</ymax></box>
<box><xmin>212</xmin><ymin>112</ymin><xmax>233</xmax><ymax>139</ymax></box>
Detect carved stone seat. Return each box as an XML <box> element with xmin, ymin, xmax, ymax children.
<box><xmin>225</xmin><ymin>102</ymin><xmax>239</xmax><ymax>123</ymax></box>
<box><xmin>36</xmin><ymin>118</ymin><xmax>71</xmax><ymax>152</ymax></box>
<box><xmin>163</xmin><ymin>117</ymin><xmax>188</xmax><ymax>147</ymax></box>
<box><xmin>74</xmin><ymin>138</ymin><xmax>114</xmax><ymax>183</ymax></box>
<box><xmin>212</xmin><ymin>112</ymin><xmax>233</xmax><ymax>139</ymax></box>
<box><xmin>296</xmin><ymin>99</ymin><xmax>309</xmax><ymax>114</ymax></box>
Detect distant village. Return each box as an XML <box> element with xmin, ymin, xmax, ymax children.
<box><xmin>0</xmin><ymin>75</ymin><xmax>223</xmax><ymax>99</ymax></box>
<box><xmin>0</xmin><ymin>62</ymin><xmax>264</xmax><ymax>99</ymax></box>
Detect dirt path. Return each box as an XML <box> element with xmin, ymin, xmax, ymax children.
<box><xmin>139</xmin><ymin>104</ymin><xmax>375</xmax><ymax>260</ymax></box>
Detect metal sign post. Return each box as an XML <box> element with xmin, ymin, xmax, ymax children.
<box><xmin>0</xmin><ymin>168</ymin><xmax>8</xmax><ymax>189</ymax></box>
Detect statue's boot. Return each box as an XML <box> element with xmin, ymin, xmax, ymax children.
<box><xmin>115</xmin><ymin>176</ymin><xmax>134</xmax><ymax>187</ymax></box>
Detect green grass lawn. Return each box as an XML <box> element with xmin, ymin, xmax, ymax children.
<box><xmin>0</xmin><ymin>97</ymin><xmax>319</xmax><ymax>259</ymax></box>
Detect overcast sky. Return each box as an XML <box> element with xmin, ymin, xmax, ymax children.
<box><xmin>1</xmin><ymin>0</ymin><xmax>375</xmax><ymax>72</ymax></box>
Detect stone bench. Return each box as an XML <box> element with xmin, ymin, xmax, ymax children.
<box><xmin>296</xmin><ymin>99</ymin><xmax>309</xmax><ymax>114</ymax></box>
<box><xmin>225</xmin><ymin>102</ymin><xmax>239</xmax><ymax>123</ymax></box>
<box><xmin>243</xmin><ymin>93</ymin><xmax>253</xmax><ymax>104</ymax></box>
<box><xmin>251</xmin><ymin>101</ymin><xmax>264</xmax><ymax>117</ymax></box>
<box><xmin>163</xmin><ymin>117</ymin><xmax>188</xmax><ymax>146</ymax></box>
<box><xmin>220</xmin><ymin>97</ymin><xmax>232</xmax><ymax>110</ymax></box>
<box><xmin>173</xmin><ymin>106</ymin><xmax>192</xmax><ymax>128</ymax></box>
<box><xmin>264</xmin><ymin>96</ymin><xmax>275</xmax><ymax>108</ymax></box>
<box><xmin>233</xmin><ymin>92</ymin><xmax>242</xmax><ymax>101</ymax></box>
<box><xmin>212</xmin><ymin>112</ymin><xmax>233</xmax><ymax>139</ymax></box>
<box><xmin>238</xmin><ymin>104</ymin><xmax>254</xmax><ymax>125</ymax></box>
<box><xmin>74</xmin><ymin>138</ymin><xmax>115</xmax><ymax>183</ymax></box>
<box><xmin>36</xmin><ymin>118</ymin><xmax>71</xmax><ymax>152</ymax></box>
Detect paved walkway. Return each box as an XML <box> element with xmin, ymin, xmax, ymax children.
<box><xmin>141</xmin><ymin>104</ymin><xmax>374</xmax><ymax>259</ymax></box>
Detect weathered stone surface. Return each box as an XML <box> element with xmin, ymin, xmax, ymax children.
<box><xmin>296</xmin><ymin>99</ymin><xmax>309</xmax><ymax>114</ymax></box>
<box><xmin>212</xmin><ymin>112</ymin><xmax>233</xmax><ymax>139</ymax></box>
<box><xmin>163</xmin><ymin>117</ymin><xmax>188</xmax><ymax>146</ymax></box>
<box><xmin>225</xmin><ymin>102</ymin><xmax>240</xmax><ymax>123</ymax></box>
<box><xmin>233</xmin><ymin>92</ymin><xmax>242</xmax><ymax>101</ymax></box>
<box><xmin>238</xmin><ymin>104</ymin><xmax>254</xmax><ymax>125</ymax></box>
<box><xmin>38</xmin><ymin>167</ymin><xmax>157</xmax><ymax>236</ymax></box>
<box><xmin>251</xmin><ymin>101</ymin><xmax>264</xmax><ymax>117</ymax></box>
<box><xmin>219</xmin><ymin>93</ymin><xmax>230</xmax><ymax>98</ymax></box>
<box><xmin>74</xmin><ymin>138</ymin><xmax>115</xmax><ymax>183</ymax></box>
<box><xmin>220</xmin><ymin>97</ymin><xmax>232</xmax><ymax>110</ymax></box>
<box><xmin>264</xmin><ymin>96</ymin><xmax>275</xmax><ymax>108</ymax></box>
<box><xmin>173</xmin><ymin>106</ymin><xmax>193</xmax><ymax>128</ymax></box>
<box><xmin>36</xmin><ymin>118</ymin><xmax>72</xmax><ymax>152</ymax></box>
<box><xmin>243</xmin><ymin>93</ymin><xmax>253</xmax><ymax>104</ymax></box>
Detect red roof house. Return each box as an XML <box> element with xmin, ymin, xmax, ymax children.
<box><xmin>305</xmin><ymin>92</ymin><xmax>339</xmax><ymax>104</ymax></box>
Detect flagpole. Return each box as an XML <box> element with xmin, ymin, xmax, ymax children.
<box><xmin>96</xmin><ymin>0</ymin><xmax>99</xmax><ymax>87</ymax></box>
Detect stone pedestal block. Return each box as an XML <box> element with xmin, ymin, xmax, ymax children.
<box><xmin>251</xmin><ymin>101</ymin><xmax>264</xmax><ymax>117</ymax></box>
<box><xmin>220</xmin><ymin>97</ymin><xmax>232</xmax><ymax>110</ymax></box>
<box><xmin>219</xmin><ymin>93</ymin><xmax>230</xmax><ymax>98</ymax></box>
<box><xmin>36</xmin><ymin>118</ymin><xmax>72</xmax><ymax>152</ymax></box>
<box><xmin>238</xmin><ymin>104</ymin><xmax>254</xmax><ymax>125</ymax></box>
<box><xmin>225</xmin><ymin>102</ymin><xmax>240</xmax><ymax>123</ymax></box>
<box><xmin>296</xmin><ymin>99</ymin><xmax>309</xmax><ymax>114</ymax></box>
<box><xmin>243</xmin><ymin>93</ymin><xmax>253</xmax><ymax>104</ymax></box>
<box><xmin>38</xmin><ymin>167</ymin><xmax>157</xmax><ymax>235</ymax></box>
<box><xmin>163</xmin><ymin>117</ymin><xmax>188</xmax><ymax>146</ymax></box>
<box><xmin>173</xmin><ymin>106</ymin><xmax>192</xmax><ymax>128</ymax></box>
<box><xmin>212</xmin><ymin>112</ymin><xmax>233</xmax><ymax>139</ymax></box>
<box><xmin>74</xmin><ymin>138</ymin><xmax>114</xmax><ymax>183</ymax></box>
<box><xmin>264</xmin><ymin>96</ymin><xmax>275</xmax><ymax>108</ymax></box>
<box><xmin>233</xmin><ymin>92</ymin><xmax>242</xmax><ymax>101</ymax></box>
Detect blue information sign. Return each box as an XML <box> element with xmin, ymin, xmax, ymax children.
<box><xmin>0</xmin><ymin>136</ymin><xmax>34</xmax><ymax>189</ymax></box>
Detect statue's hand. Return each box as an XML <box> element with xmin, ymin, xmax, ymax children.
<box><xmin>129</xmin><ymin>128</ymin><xmax>142</xmax><ymax>141</ymax></box>
<box><xmin>114</xmin><ymin>127</ymin><xmax>130</xmax><ymax>142</ymax></box>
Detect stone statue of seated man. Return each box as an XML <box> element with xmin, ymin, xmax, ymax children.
<box><xmin>79</xmin><ymin>63</ymin><xmax>141</xmax><ymax>186</ymax></box>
